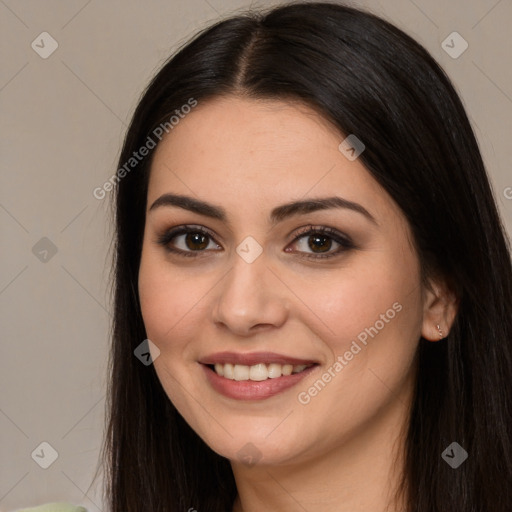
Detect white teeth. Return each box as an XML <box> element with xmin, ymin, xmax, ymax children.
<box><xmin>233</xmin><ymin>364</ymin><xmax>249</xmax><ymax>381</ymax></box>
<box><xmin>249</xmin><ymin>363</ymin><xmax>268</xmax><ymax>381</ymax></box>
<box><xmin>212</xmin><ymin>362</ymin><xmax>312</xmax><ymax>381</ymax></box>
<box><xmin>267</xmin><ymin>363</ymin><xmax>282</xmax><ymax>379</ymax></box>
<box><xmin>281</xmin><ymin>364</ymin><xmax>293</xmax><ymax>376</ymax></box>
<box><xmin>223</xmin><ymin>363</ymin><xmax>235</xmax><ymax>380</ymax></box>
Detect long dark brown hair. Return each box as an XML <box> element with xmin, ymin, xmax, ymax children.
<box><xmin>99</xmin><ymin>2</ymin><xmax>512</xmax><ymax>510</ymax></box>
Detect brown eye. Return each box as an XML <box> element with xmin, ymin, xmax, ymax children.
<box><xmin>184</xmin><ymin>232</ymin><xmax>209</xmax><ymax>250</ymax></box>
<box><xmin>157</xmin><ymin>225</ymin><xmax>222</xmax><ymax>256</ymax></box>
<box><xmin>307</xmin><ymin>234</ymin><xmax>332</xmax><ymax>253</ymax></box>
<box><xmin>287</xmin><ymin>226</ymin><xmax>355</xmax><ymax>259</ymax></box>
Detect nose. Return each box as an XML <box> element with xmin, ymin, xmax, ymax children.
<box><xmin>211</xmin><ymin>253</ymin><xmax>289</xmax><ymax>337</ymax></box>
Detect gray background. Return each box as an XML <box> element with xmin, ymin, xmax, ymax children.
<box><xmin>1</xmin><ymin>0</ymin><xmax>511</xmax><ymax>510</ymax></box>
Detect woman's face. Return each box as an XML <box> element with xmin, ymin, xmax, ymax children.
<box><xmin>138</xmin><ymin>96</ymin><xmax>430</xmax><ymax>467</ymax></box>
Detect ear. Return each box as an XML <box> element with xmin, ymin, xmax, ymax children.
<box><xmin>421</xmin><ymin>276</ymin><xmax>459</xmax><ymax>341</ymax></box>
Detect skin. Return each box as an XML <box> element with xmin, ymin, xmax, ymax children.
<box><xmin>138</xmin><ymin>96</ymin><xmax>458</xmax><ymax>512</ymax></box>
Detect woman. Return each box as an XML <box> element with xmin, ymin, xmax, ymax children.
<box><xmin>101</xmin><ymin>2</ymin><xmax>512</xmax><ymax>511</ymax></box>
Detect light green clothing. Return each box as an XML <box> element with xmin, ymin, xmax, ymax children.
<box><xmin>14</xmin><ymin>504</ymin><xmax>87</xmax><ymax>512</ymax></box>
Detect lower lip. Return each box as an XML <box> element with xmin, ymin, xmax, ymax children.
<box><xmin>201</xmin><ymin>364</ymin><xmax>318</xmax><ymax>400</ymax></box>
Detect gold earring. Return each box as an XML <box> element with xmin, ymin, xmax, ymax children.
<box><xmin>436</xmin><ymin>324</ymin><xmax>444</xmax><ymax>340</ymax></box>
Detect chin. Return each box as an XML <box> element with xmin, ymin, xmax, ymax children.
<box><xmin>188</xmin><ymin>410</ymin><xmax>318</xmax><ymax>467</ymax></box>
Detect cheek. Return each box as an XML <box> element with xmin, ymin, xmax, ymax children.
<box><xmin>298</xmin><ymin>255</ymin><xmax>422</xmax><ymax>352</ymax></box>
<box><xmin>138</xmin><ymin>246</ymin><xmax>215</xmax><ymax>359</ymax></box>
<box><xmin>295</xmin><ymin>250</ymin><xmax>422</xmax><ymax>406</ymax></box>
<box><xmin>138</xmin><ymin>253</ymin><xmax>169</xmax><ymax>340</ymax></box>
<box><xmin>138</xmin><ymin>247</ymin><xmax>187</xmax><ymax>346</ymax></box>
<box><xmin>291</xmin><ymin>251</ymin><xmax>423</xmax><ymax>417</ymax></box>
<box><xmin>137</xmin><ymin>250</ymin><xmax>206</xmax><ymax>407</ymax></box>
<box><xmin>290</xmin><ymin>271</ymin><xmax>421</xmax><ymax>456</ymax></box>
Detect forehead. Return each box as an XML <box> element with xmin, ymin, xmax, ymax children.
<box><xmin>147</xmin><ymin>96</ymin><xmax>398</xmax><ymax>223</ymax></box>
<box><xmin>152</xmin><ymin>96</ymin><xmax>340</xmax><ymax>167</ymax></box>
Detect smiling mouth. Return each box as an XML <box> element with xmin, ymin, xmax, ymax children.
<box><xmin>207</xmin><ymin>362</ymin><xmax>315</xmax><ymax>381</ymax></box>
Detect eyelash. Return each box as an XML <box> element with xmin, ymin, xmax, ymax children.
<box><xmin>156</xmin><ymin>224</ymin><xmax>355</xmax><ymax>260</ymax></box>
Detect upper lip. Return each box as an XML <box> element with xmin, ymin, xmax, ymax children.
<box><xmin>199</xmin><ymin>351</ymin><xmax>318</xmax><ymax>366</ymax></box>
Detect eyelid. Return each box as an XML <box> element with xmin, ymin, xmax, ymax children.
<box><xmin>155</xmin><ymin>224</ymin><xmax>222</xmax><ymax>256</ymax></box>
<box><xmin>286</xmin><ymin>224</ymin><xmax>355</xmax><ymax>259</ymax></box>
<box><xmin>156</xmin><ymin>224</ymin><xmax>354</xmax><ymax>259</ymax></box>
<box><xmin>290</xmin><ymin>224</ymin><xmax>352</xmax><ymax>243</ymax></box>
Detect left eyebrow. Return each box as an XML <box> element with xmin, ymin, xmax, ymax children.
<box><xmin>269</xmin><ymin>196</ymin><xmax>378</xmax><ymax>226</ymax></box>
<box><xmin>148</xmin><ymin>193</ymin><xmax>378</xmax><ymax>226</ymax></box>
